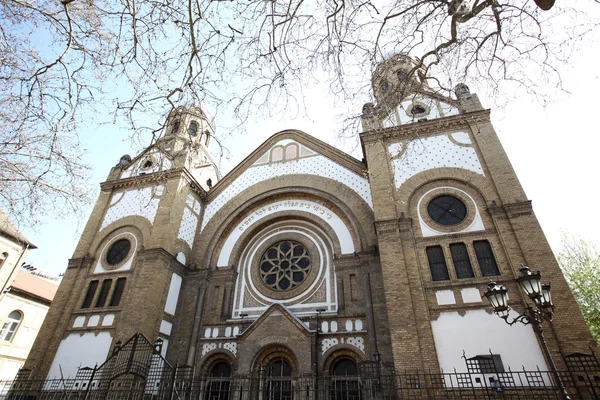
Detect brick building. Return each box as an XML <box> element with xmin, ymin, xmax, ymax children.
<box><xmin>23</xmin><ymin>55</ymin><xmax>596</xmax><ymax>389</ymax></box>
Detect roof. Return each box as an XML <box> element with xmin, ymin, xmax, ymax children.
<box><xmin>9</xmin><ymin>271</ymin><xmax>59</xmax><ymax>303</ymax></box>
<box><xmin>0</xmin><ymin>209</ymin><xmax>37</xmax><ymax>249</ymax></box>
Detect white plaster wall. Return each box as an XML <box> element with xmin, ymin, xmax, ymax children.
<box><xmin>164</xmin><ymin>273</ymin><xmax>182</xmax><ymax>315</ymax></box>
<box><xmin>202</xmin><ymin>150</ymin><xmax>372</xmax><ymax>230</ymax></box>
<box><xmin>160</xmin><ymin>320</ymin><xmax>172</xmax><ymax>336</ymax></box>
<box><xmin>100</xmin><ymin>187</ymin><xmax>163</xmax><ymax>230</ymax></box>
<box><xmin>435</xmin><ymin>290</ymin><xmax>456</xmax><ymax>305</ymax></box>
<box><xmin>177</xmin><ymin>193</ymin><xmax>201</xmax><ymax>249</ymax></box>
<box><xmin>388</xmin><ymin>132</ymin><xmax>484</xmax><ymax>189</ymax></box>
<box><xmin>431</xmin><ymin>309</ymin><xmax>548</xmax><ymax>373</ymax></box>
<box><xmin>47</xmin><ymin>332</ymin><xmax>113</xmax><ymax>379</ymax></box>
<box><xmin>461</xmin><ymin>288</ymin><xmax>482</xmax><ymax>303</ymax></box>
<box><xmin>216</xmin><ymin>199</ymin><xmax>355</xmax><ymax>266</ymax></box>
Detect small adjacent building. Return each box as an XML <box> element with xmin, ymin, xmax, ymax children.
<box><xmin>0</xmin><ymin>271</ymin><xmax>58</xmax><ymax>379</ymax></box>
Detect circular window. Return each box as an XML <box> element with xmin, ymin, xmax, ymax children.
<box><xmin>427</xmin><ymin>195</ymin><xmax>467</xmax><ymax>226</ymax></box>
<box><xmin>260</xmin><ymin>241</ymin><xmax>311</xmax><ymax>291</ymax></box>
<box><xmin>106</xmin><ymin>239</ymin><xmax>131</xmax><ymax>266</ymax></box>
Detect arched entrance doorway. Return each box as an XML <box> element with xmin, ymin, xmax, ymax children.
<box><xmin>263</xmin><ymin>360</ymin><xmax>293</xmax><ymax>400</ymax></box>
<box><xmin>330</xmin><ymin>359</ymin><xmax>360</xmax><ymax>400</ymax></box>
<box><xmin>206</xmin><ymin>361</ymin><xmax>232</xmax><ymax>400</ymax></box>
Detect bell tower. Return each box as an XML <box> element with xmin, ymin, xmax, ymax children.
<box><xmin>159</xmin><ymin>105</ymin><xmax>220</xmax><ymax>191</ymax></box>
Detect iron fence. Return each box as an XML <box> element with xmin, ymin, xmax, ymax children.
<box><xmin>1</xmin><ymin>368</ymin><xmax>599</xmax><ymax>400</ymax></box>
<box><xmin>3</xmin><ymin>334</ymin><xmax>598</xmax><ymax>399</ymax></box>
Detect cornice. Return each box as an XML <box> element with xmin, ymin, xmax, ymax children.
<box><xmin>360</xmin><ymin>109</ymin><xmax>491</xmax><ymax>144</ymax></box>
<box><xmin>100</xmin><ymin>168</ymin><xmax>207</xmax><ymax>199</ymax></box>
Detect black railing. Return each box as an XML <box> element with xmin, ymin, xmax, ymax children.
<box><xmin>2</xmin><ymin>368</ymin><xmax>600</xmax><ymax>400</ymax></box>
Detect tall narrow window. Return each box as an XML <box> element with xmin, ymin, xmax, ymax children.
<box><xmin>474</xmin><ymin>240</ymin><xmax>500</xmax><ymax>276</ymax></box>
<box><xmin>172</xmin><ymin>121</ymin><xmax>180</xmax><ymax>134</ymax></box>
<box><xmin>0</xmin><ymin>253</ymin><xmax>7</xmax><ymax>269</ymax></box>
<box><xmin>426</xmin><ymin>246</ymin><xmax>450</xmax><ymax>281</ymax></box>
<box><xmin>81</xmin><ymin>281</ymin><xmax>99</xmax><ymax>309</ymax></box>
<box><xmin>0</xmin><ymin>311</ymin><xmax>22</xmax><ymax>342</ymax></box>
<box><xmin>95</xmin><ymin>279</ymin><xmax>113</xmax><ymax>308</ymax></box>
<box><xmin>109</xmin><ymin>278</ymin><xmax>126</xmax><ymax>307</ymax></box>
<box><xmin>450</xmin><ymin>243</ymin><xmax>474</xmax><ymax>279</ymax></box>
<box><xmin>188</xmin><ymin>121</ymin><xmax>198</xmax><ymax>137</ymax></box>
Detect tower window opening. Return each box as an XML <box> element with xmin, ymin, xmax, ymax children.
<box><xmin>381</xmin><ymin>80</ymin><xmax>391</xmax><ymax>93</ymax></box>
<box><xmin>188</xmin><ymin>121</ymin><xmax>198</xmax><ymax>137</ymax></box>
<box><xmin>172</xmin><ymin>121</ymin><xmax>181</xmax><ymax>134</ymax></box>
<box><xmin>409</xmin><ymin>104</ymin><xmax>427</xmax><ymax>116</ymax></box>
<box><xmin>397</xmin><ymin>70</ymin><xmax>408</xmax><ymax>83</ymax></box>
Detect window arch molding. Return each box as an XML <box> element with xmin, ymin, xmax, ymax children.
<box><xmin>252</xmin><ymin>344</ymin><xmax>298</xmax><ymax>377</ymax></box>
<box><xmin>322</xmin><ymin>348</ymin><xmax>364</xmax><ymax>375</ymax></box>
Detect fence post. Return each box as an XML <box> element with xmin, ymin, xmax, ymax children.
<box><xmin>83</xmin><ymin>365</ymin><xmax>97</xmax><ymax>400</ymax></box>
<box><xmin>170</xmin><ymin>363</ymin><xmax>178</xmax><ymax>400</ymax></box>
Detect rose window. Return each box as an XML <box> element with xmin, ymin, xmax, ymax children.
<box><xmin>260</xmin><ymin>241</ymin><xmax>311</xmax><ymax>291</ymax></box>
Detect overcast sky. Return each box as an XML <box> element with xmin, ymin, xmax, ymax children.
<box><xmin>18</xmin><ymin>45</ymin><xmax>600</xmax><ymax>277</ymax></box>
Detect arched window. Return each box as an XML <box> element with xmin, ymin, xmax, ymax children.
<box><xmin>0</xmin><ymin>253</ymin><xmax>7</xmax><ymax>269</ymax></box>
<box><xmin>188</xmin><ymin>121</ymin><xmax>198</xmax><ymax>137</ymax></box>
<box><xmin>0</xmin><ymin>311</ymin><xmax>22</xmax><ymax>342</ymax></box>
<box><xmin>284</xmin><ymin>144</ymin><xmax>298</xmax><ymax>161</ymax></box>
<box><xmin>331</xmin><ymin>359</ymin><xmax>360</xmax><ymax>400</ymax></box>
<box><xmin>207</xmin><ymin>362</ymin><xmax>231</xmax><ymax>400</ymax></box>
<box><xmin>271</xmin><ymin>147</ymin><xmax>284</xmax><ymax>162</ymax></box>
<box><xmin>264</xmin><ymin>360</ymin><xmax>292</xmax><ymax>400</ymax></box>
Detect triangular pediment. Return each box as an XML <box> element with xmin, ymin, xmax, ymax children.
<box><xmin>206</xmin><ymin>130</ymin><xmax>367</xmax><ymax>201</ymax></box>
<box><xmin>238</xmin><ymin>303</ymin><xmax>313</xmax><ymax>340</ymax></box>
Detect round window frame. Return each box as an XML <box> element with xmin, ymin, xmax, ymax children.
<box><xmin>250</xmin><ymin>233</ymin><xmax>320</xmax><ymax>301</ymax></box>
<box><xmin>106</xmin><ymin>239</ymin><xmax>132</xmax><ymax>266</ymax></box>
<box><xmin>99</xmin><ymin>233</ymin><xmax>137</xmax><ymax>271</ymax></box>
<box><xmin>418</xmin><ymin>188</ymin><xmax>477</xmax><ymax>234</ymax></box>
<box><xmin>259</xmin><ymin>240</ymin><xmax>312</xmax><ymax>292</ymax></box>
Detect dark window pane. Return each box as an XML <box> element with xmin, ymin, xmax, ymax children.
<box><xmin>95</xmin><ymin>280</ymin><xmax>113</xmax><ymax>307</ymax></box>
<box><xmin>474</xmin><ymin>241</ymin><xmax>500</xmax><ymax>276</ymax></box>
<box><xmin>109</xmin><ymin>278</ymin><xmax>126</xmax><ymax>307</ymax></box>
<box><xmin>426</xmin><ymin>246</ymin><xmax>450</xmax><ymax>281</ymax></box>
<box><xmin>450</xmin><ymin>243</ymin><xmax>474</xmax><ymax>279</ymax></box>
<box><xmin>427</xmin><ymin>195</ymin><xmax>467</xmax><ymax>226</ymax></box>
<box><xmin>82</xmin><ymin>281</ymin><xmax>99</xmax><ymax>309</ymax></box>
<box><xmin>333</xmin><ymin>359</ymin><xmax>358</xmax><ymax>376</ymax></box>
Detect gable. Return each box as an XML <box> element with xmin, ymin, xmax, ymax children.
<box><xmin>201</xmin><ymin>131</ymin><xmax>373</xmax><ymax>230</ymax></box>
<box><xmin>120</xmin><ymin>147</ymin><xmax>173</xmax><ymax>179</ymax></box>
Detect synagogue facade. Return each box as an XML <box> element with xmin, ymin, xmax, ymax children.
<box><xmin>23</xmin><ymin>54</ymin><xmax>596</xmax><ymax>384</ymax></box>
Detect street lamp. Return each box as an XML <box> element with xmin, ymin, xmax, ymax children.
<box><xmin>483</xmin><ymin>264</ymin><xmax>570</xmax><ymax>400</ymax></box>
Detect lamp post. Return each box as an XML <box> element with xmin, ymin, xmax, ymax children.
<box><xmin>483</xmin><ymin>264</ymin><xmax>570</xmax><ymax>400</ymax></box>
